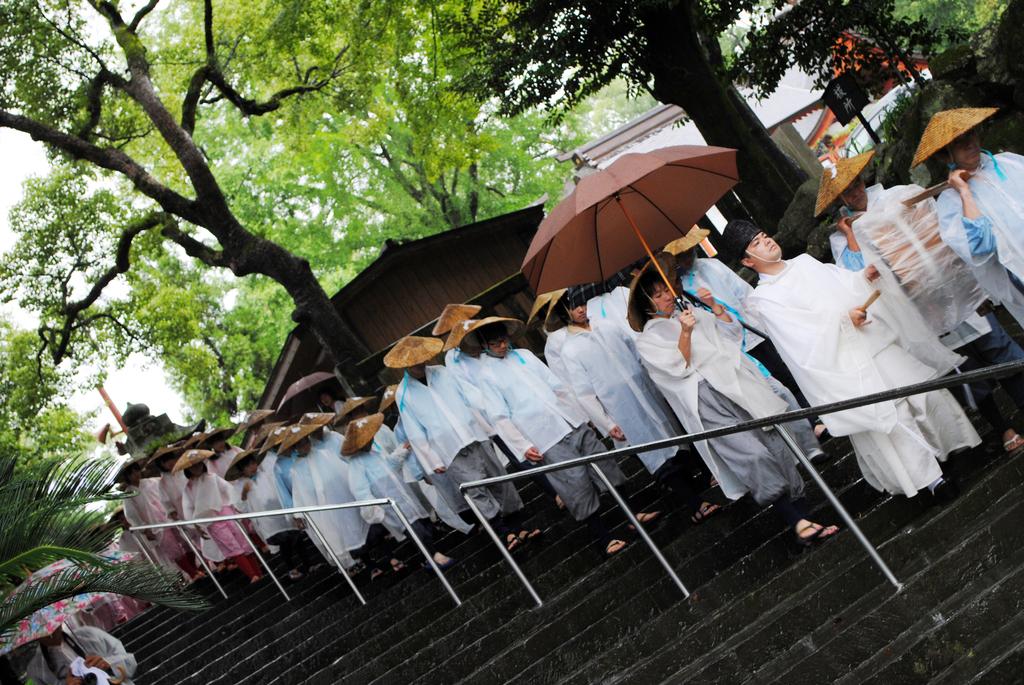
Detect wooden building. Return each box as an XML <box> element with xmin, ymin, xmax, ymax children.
<box><xmin>258</xmin><ymin>202</ymin><xmax>547</xmax><ymax>411</ymax></box>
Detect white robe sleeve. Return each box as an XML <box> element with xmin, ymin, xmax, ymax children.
<box><xmin>562</xmin><ymin>342</ymin><xmax>617</xmax><ymax>435</ymax></box>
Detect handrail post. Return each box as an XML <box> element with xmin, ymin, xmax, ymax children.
<box><xmin>774</xmin><ymin>423</ymin><xmax>903</xmax><ymax>592</ymax></box>
<box><xmin>462</xmin><ymin>491</ymin><xmax>543</xmax><ymax>608</ymax></box>
<box><xmin>588</xmin><ymin>463</ymin><xmax>690</xmax><ymax>599</ymax></box>
<box><xmin>235</xmin><ymin>521</ymin><xmax>290</xmax><ymax>601</ymax></box>
<box><xmin>388</xmin><ymin>499</ymin><xmax>462</xmax><ymax>607</ymax></box>
<box><xmin>181</xmin><ymin>528</ymin><xmax>227</xmax><ymax>599</ymax></box>
<box><xmin>301</xmin><ymin>514</ymin><xmax>366</xmax><ymax>605</ymax></box>
<box><xmin>134</xmin><ymin>535</ymin><xmax>158</xmax><ymax>567</ymax></box>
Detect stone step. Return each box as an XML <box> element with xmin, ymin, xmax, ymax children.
<box><xmin>959</xmin><ymin>637</ymin><xmax>1024</xmax><ymax>684</ymax></box>
<box><xmin>554</xmin><ymin>445</ymin><xmax>1003</xmax><ymax>685</ymax></box>
<box><xmin>739</xmin><ymin>454</ymin><xmax>1024</xmax><ymax>685</ymax></box>
<box><xmin>340</xmin><ymin>448</ymin><xmax>870</xmax><ymax>684</ymax></box>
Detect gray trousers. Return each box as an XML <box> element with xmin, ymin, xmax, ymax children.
<box><xmin>445</xmin><ymin>440</ymin><xmax>524</xmax><ymax>521</ymax></box>
<box><xmin>541</xmin><ymin>424</ymin><xmax>626</xmax><ymax>521</ymax></box>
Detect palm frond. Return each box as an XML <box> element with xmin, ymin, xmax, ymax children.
<box><xmin>0</xmin><ymin>562</ymin><xmax>207</xmax><ymax>639</ymax></box>
<box><xmin>0</xmin><ymin>546</ymin><xmax>110</xmax><ymax>579</ymax></box>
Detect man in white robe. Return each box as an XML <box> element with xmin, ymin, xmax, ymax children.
<box><xmin>722</xmin><ymin>219</ymin><xmax>980</xmax><ymax>500</ymax></box>
<box><xmin>24</xmin><ymin>625</ymin><xmax>137</xmax><ymax>685</ymax></box>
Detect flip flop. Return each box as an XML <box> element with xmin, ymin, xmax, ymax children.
<box><xmin>604</xmin><ymin>539</ymin><xmax>628</xmax><ymax>557</ymax></box>
<box><xmin>1003</xmin><ymin>433</ymin><xmax>1024</xmax><ymax>454</ymax></box>
<box><xmin>795</xmin><ymin>522</ymin><xmax>840</xmax><ymax>547</ymax></box>
<box><xmin>506</xmin><ymin>533</ymin><xmax>523</xmax><ymax>553</ymax></box>
<box><xmin>690</xmin><ymin>501</ymin><xmax>721</xmax><ymax>525</ymax></box>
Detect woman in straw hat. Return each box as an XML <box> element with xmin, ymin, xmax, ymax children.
<box><xmin>386</xmin><ymin>334</ymin><xmax>539</xmax><ymax>552</ymax></box>
<box><xmin>917</xmin><ymin>108</ymin><xmax>1024</xmax><ymax>329</ymax></box>
<box><xmin>471</xmin><ymin>318</ymin><xmax>644</xmax><ymax>557</ymax></box>
<box><xmin>630</xmin><ymin>254</ymin><xmax>839</xmax><ymax>544</ymax></box>
<box><xmin>555</xmin><ymin>288</ymin><xmax>722</xmax><ymax>524</ymax></box>
<box><xmin>343</xmin><ymin>413</ymin><xmax>457</xmax><ymax>571</ymax></box>
<box><xmin>176</xmin><ymin>449</ymin><xmax>264</xmax><ymax>583</ymax></box>
<box><xmin>279</xmin><ymin>414</ymin><xmax>365</xmax><ymax>574</ymax></box>
<box><xmin>827</xmin><ymin>145</ymin><xmax>1024</xmax><ymax>456</ymax></box>
<box><xmin>723</xmin><ymin>219</ymin><xmax>980</xmax><ymax>503</ymax></box>
<box><xmin>117</xmin><ymin>457</ymin><xmax>202</xmax><ymax>581</ymax></box>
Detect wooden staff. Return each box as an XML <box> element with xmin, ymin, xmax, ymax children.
<box><xmin>861</xmin><ymin>290</ymin><xmax>881</xmax><ymax>310</ymax></box>
<box><xmin>901</xmin><ymin>181</ymin><xmax>950</xmax><ymax>207</ymax></box>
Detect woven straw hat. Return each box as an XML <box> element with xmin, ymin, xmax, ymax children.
<box><xmin>461</xmin><ymin>316</ymin><xmax>526</xmax><ymax>347</ymax></box>
<box><xmin>814</xmin><ymin>150</ymin><xmax>875</xmax><ymax>217</ymax></box>
<box><xmin>432</xmin><ymin>304</ymin><xmax>482</xmax><ymax>336</ymax></box>
<box><xmin>172</xmin><ymin>449</ymin><xmax>215</xmax><ymax>474</ymax></box>
<box><xmin>541</xmin><ymin>290</ymin><xmax>569</xmax><ymax>333</ymax></box>
<box><xmin>379</xmin><ymin>384</ymin><xmax>398</xmax><ymax>412</ymax></box>
<box><xmin>626</xmin><ymin>253</ymin><xmax>678</xmax><ymax>333</ymax></box>
<box><xmin>143</xmin><ymin>442</ymin><xmax>186</xmax><ymax>476</ymax></box>
<box><xmin>257</xmin><ymin>424</ymin><xmax>291</xmax><ymax>455</ymax></box>
<box><xmin>527</xmin><ymin>290</ymin><xmax>563</xmax><ymax>327</ymax></box>
<box><xmin>664</xmin><ymin>227</ymin><xmax>711</xmax><ymax>256</ymax></box>
<box><xmin>237</xmin><ymin>410</ymin><xmax>274</xmax><ymax>435</ymax></box>
<box><xmin>182</xmin><ymin>425</ymin><xmax>237</xmax><ymax>450</ymax></box>
<box><xmin>444</xmin><ymin>318</ymin><xmax>479</xmax><ymax>352</ymax></box>
<box><xmin>342</xmin><ymin>413</ymin><xmax>385</xmax><ymax>456</ymax></box>
<box><xmin>336</xmin><ymin>397</ymin><xmax>374</xmax><ymax>420</ymax></box>
<box><xmin>911</xmin><ymin>107</ymin><xmax>998</xmax><ymax>167</ymax></box>
<box><xmin>383</xmin><ymin>336</ymin><xmax>444</xmax><ymax>369</ymax></box>
<box><xmin>278</xmin><ymin>413</ymin><xmax>334</xmax><ymax>453</ymax></box>
<box><xmin>224</xmin><ymin>449</ymin><xmax>262</xmax><ymax>481</ymax></box>
<box><xmin>115</xmin><ymin>454</ymin><xmax>150</xmax><ymax>484</ymax></box>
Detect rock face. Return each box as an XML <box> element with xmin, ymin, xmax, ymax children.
<box><xmin>779</xmin><ymin>0</ymin><xmax>1022</xmax><ymax>256</ymax></box>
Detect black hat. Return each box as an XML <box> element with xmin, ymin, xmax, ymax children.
<box><xmin>719</xmin><ymin>219</ymin><xmax>762</xmax><ymax>262</ymax></box>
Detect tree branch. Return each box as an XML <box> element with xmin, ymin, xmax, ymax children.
<box><xmin>160</xmin><ymin>223</ymin><xmax>230</xmax><ymax>269</ymax></box>
<box><xmin>129</xmin><ymin>0</ymin><xmax>161</xmax><ymax>31</ymax></box>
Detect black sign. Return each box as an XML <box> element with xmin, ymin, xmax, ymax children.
<box><xmin>823</xmin><ymin>73</ymin><xmax>870</xmax><ymax>126</ymax></box>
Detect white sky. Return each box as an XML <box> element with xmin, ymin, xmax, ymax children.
<box><xmin>0</xmin><ymin>129</ymin><xmax>187</xmax><ymax>429</ymax></box>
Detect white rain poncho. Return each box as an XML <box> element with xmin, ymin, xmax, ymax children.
<box><xmin>123</xmin><ymin>478</ymin><xmax>186</xmax><ymax>572</ymax></box>
<box><xmin>587</xmin><ymin>286</ymin><xmax>635</xmax><ymax>339</ymax></box>
<box><xmin>290</xmin><ymin>432</ymin><xmax>365</xmax><ymax>564</ymax></box>
<box><xmin>636</xmin><ymin>310</ymin><xmax>790</xmax><ymax>500</ymax></box>
<box><xmin>207</xmin><ymin>446</ymin><xmax>239</xmax><ymax>479</ymax></box>
<box><xmin>561</xmin><ymin>321</ymin><xmax>680</xmax><ymax>474</ymax></box>
<box><xmin>396</xmin><ymin>366</ymin><xmax>492</xmax><ymax>471</ymax></box>
<box><xmin>678</xmin><ymin>256</ymin><xmax>763</xmax><ymax>350</ymax></box>
<box><xmin>542</xmin><ymin>327</ymin><xmax>589</xmax><ymax>418</ymax></box>
<box><xmin>233</xmin><ymin>452</ymin><xmax>293</xmax><ymax>542</ymax></box>
<box><xmin>181</xmin><ymin>471</ymin><xmax>242</xmax><ymax>561</ymax></box>
<box><xmin>346</xmin><ymin>438</ymin><xmax>430</xmax><ymax>540</ymax></box>
<box><xmin>936</xmin><ymin>152</ymin><xmax>1024</xmax><ymax>325</ymax></box>
<box><xmin>445</xmin><ymin>347</ymin><xmax>502</xmax><ymax>433</ymax></box>
<box><xmin>479</xmin><ymin>348</ymin><xmax>587</xmax><ymax>459</ymax></box>
<box><xmin>854</xmin><ymin>184</ymin><xmax>986</xmax><ymax>337</ymax></box>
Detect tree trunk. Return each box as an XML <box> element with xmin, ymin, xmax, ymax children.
<box><xmin>640</xmin><ymin>3</ymin><xmax>808</xmax><ymax>230</ymax></box>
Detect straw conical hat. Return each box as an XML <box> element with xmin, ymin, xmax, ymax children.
<box><xmin>258</xmin><ymin>424</ymin><xmax>291</xmax><ymax>455</ymax></box>
<box><xmin>626</xmin><ymin>253</ymin><xmax>678</xmax><ymax>333</ymax></box>
<box><xmin>224</xmin><ymin>449</ymin><xmax>263</xmax><ymax>481</ymax></box>
<box><xmin>444</xmin><ymin>318</ymin><xmax>479</xmax><ymax>352</ymax></box>
<box><xmin>911</xmin><ymin>107</ymin><xmax>999</xmax><ymax>167</ymax></box>
<box><xmin>172</xmin><ymin>449</ymin><xmax>215</xmax><ymax>474</ymax></box>
<box><xmin>464</xmin><ymin>316</ymin><xmax>525</xmax><ymax>344</ymax></box>
<box><xmin>237</xmin><ymin>410</ymin><xmax>274</xmax><ymax>434</ymax></box>
<box><xmin>541</xmin><ymin>289</ymin><xmax>569</xmax><ymax>333</ymax></box>
<box><xmin>814</xmin><ymin>150</ymin><xmax>876</xmax><ymax>217</ymax></box>
<box><xmin>383</xmin><ymin>336</ymin><xmax>444</xmax><ymax>369</ymax></box>
<box><xmin>182</xmin><ymin>425</ymin><xmax>237</xmax><ymax>450</ymax></box>
<box><xmin>379</xmin><ymin>384</ymin><xmax>398</xmax><ymax>412</ymax></box>
<box><xmin>527</xmin><ymin>291</ymin><xmax>561</xmax><ymax>326</ymax></box>
<box><xmin>278</xmin><ymin>413</ymin><xmax>334</xmax><ymax>453</ymax></box>
<box><xmin>664</xmin><ymin>227</ymin><xmax>711</xmax><ymax>256</ymax></box>
<box><xmin>342</xmin><ymin>413</ymin><xmax>385</xmax><ymax>456</ymax></box>
<box><xmin>432</xmin><ymin>304</ymin><xmax>482</xmax><ymax>336</ymax></box>
<box><xmin>115</xmin><ymin>454</ymin><xmax>149</xmax><ymax>484</ymax></box>
<box><xmin>336</xmin><ymin>397</ymin><xmax>374</xmax><ymax>420</ymax></box>
<box><xmin>143</xmin><ymin>442</ymin><xmax>186</xmax><ymax>476</ymax></box>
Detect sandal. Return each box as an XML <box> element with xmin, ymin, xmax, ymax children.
<box><xmin>628</xmin><ymin>510</ymin><xmax>661</xmax><ymax>531</ymax></box>
<box><xmin>604</xmin><ymin>539</ymin><xmax>628</xmax><ymax>557</ymax></box>
<box><xmin>370</xmin><ymin>567</ymin><xmax>385</xmax><ymax>581</ymax></box>
<box><xmin>795</xmin><ymin>522</ymin><xmax>840</xmax><ymax>547</ymax></box>
<box><xmin>389</xmin><ymin>558</ymin><xmax>406</xmax><ymax>573</ymax></box>
<box><xmin>1003</xmin><ymin>433</ymin><xmax>1024</xmax><ymax>454</ymax></box>
<box><xmin>517</xmin><ymin>528</ymin><xmax>543</xmax><ymax>544</ymax></box>
<box><xmin>506</xmin><ymin>533</ymin><xmax>524</xmax><ymax>553</ymax></box>
<box><xmin>690</xmin><ymin>501</ymin><xmax>721</xmax><ymax>525</ymax></box>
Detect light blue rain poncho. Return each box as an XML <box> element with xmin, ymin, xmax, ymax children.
<box><xmin>392</xmin><ymin>418</ymin><xmax>474</xmax><ymax>535</ymax></box>
<box><xmin>561</xmin><ymin>320</ymin><xmax>681</xmax><ymax>474</ymax></box>
<box><xmin>345</xmin><ymin>418</ymin><xmax>430</xmax><ymax>539</ymax></box>
<box><xmin>936</xmin><ymin>151</ymin><xmax>1024</xmax><ymax>326</ymax></box>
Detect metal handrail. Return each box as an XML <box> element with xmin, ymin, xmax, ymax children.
<box><xmin>130</xmin><ymin>497</ymin><xmax>462</xmax><ymax>607</ymax></box>
<box><xmin>460</xmin><ymin>359</ymin><xmax>1024</xmax><ymax>607</ymax></box>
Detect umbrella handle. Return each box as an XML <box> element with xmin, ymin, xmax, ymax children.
<box><xmin>674</xmin><ymin>291</ymin><xmax>770</xmax><ymax>340</ymax></box>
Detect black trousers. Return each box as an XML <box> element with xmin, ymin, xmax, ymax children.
<box><xmin>749</xmin><ymin>340</ymin><xmax>810</xmax><ymax>408</ymax></box>
<box><xmin>267</xmin><ymin>529</ymin><xmax>319</xmax><ymax>572</ymax></box>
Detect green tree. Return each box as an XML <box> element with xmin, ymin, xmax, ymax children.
<box><xmin>0</xmin><ymin>316</ymin><xmax>91</xmax><ymax>473</ymax></box>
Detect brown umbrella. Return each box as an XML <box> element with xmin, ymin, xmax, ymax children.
<box><xmin>521</xmin><ymin>145</ymin><xmax>738</xmax><ymax>297</ymax></box>
<box><xmin>275</xmin><ymin>371</ymin><xmax>341</xmax><ymax>418</ymax></box>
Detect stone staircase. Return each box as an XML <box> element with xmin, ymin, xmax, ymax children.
<box><xmin>111</xmin><ymin>429</ymin><xmax>1024</xmax><ymax>684</ymax></box>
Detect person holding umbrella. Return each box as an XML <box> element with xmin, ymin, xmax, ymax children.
<box><xmin>385</xmin><ymin>335</ymin><xmax>538</xmax><ymax>553</ymax></box>
<box><xmin>470</xmin><ymin>317</ymin><xmax>651</xmax><ymax>557</ymax></box>
<box><xmin>723</xmin><ymin>220</ymin><xmax>980</xmax><ymax>502</ymax></box>
<box><xmin>630</xmin><ymin>254</ymin><xmax>835</xmax><ymax>543</ymax></box>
